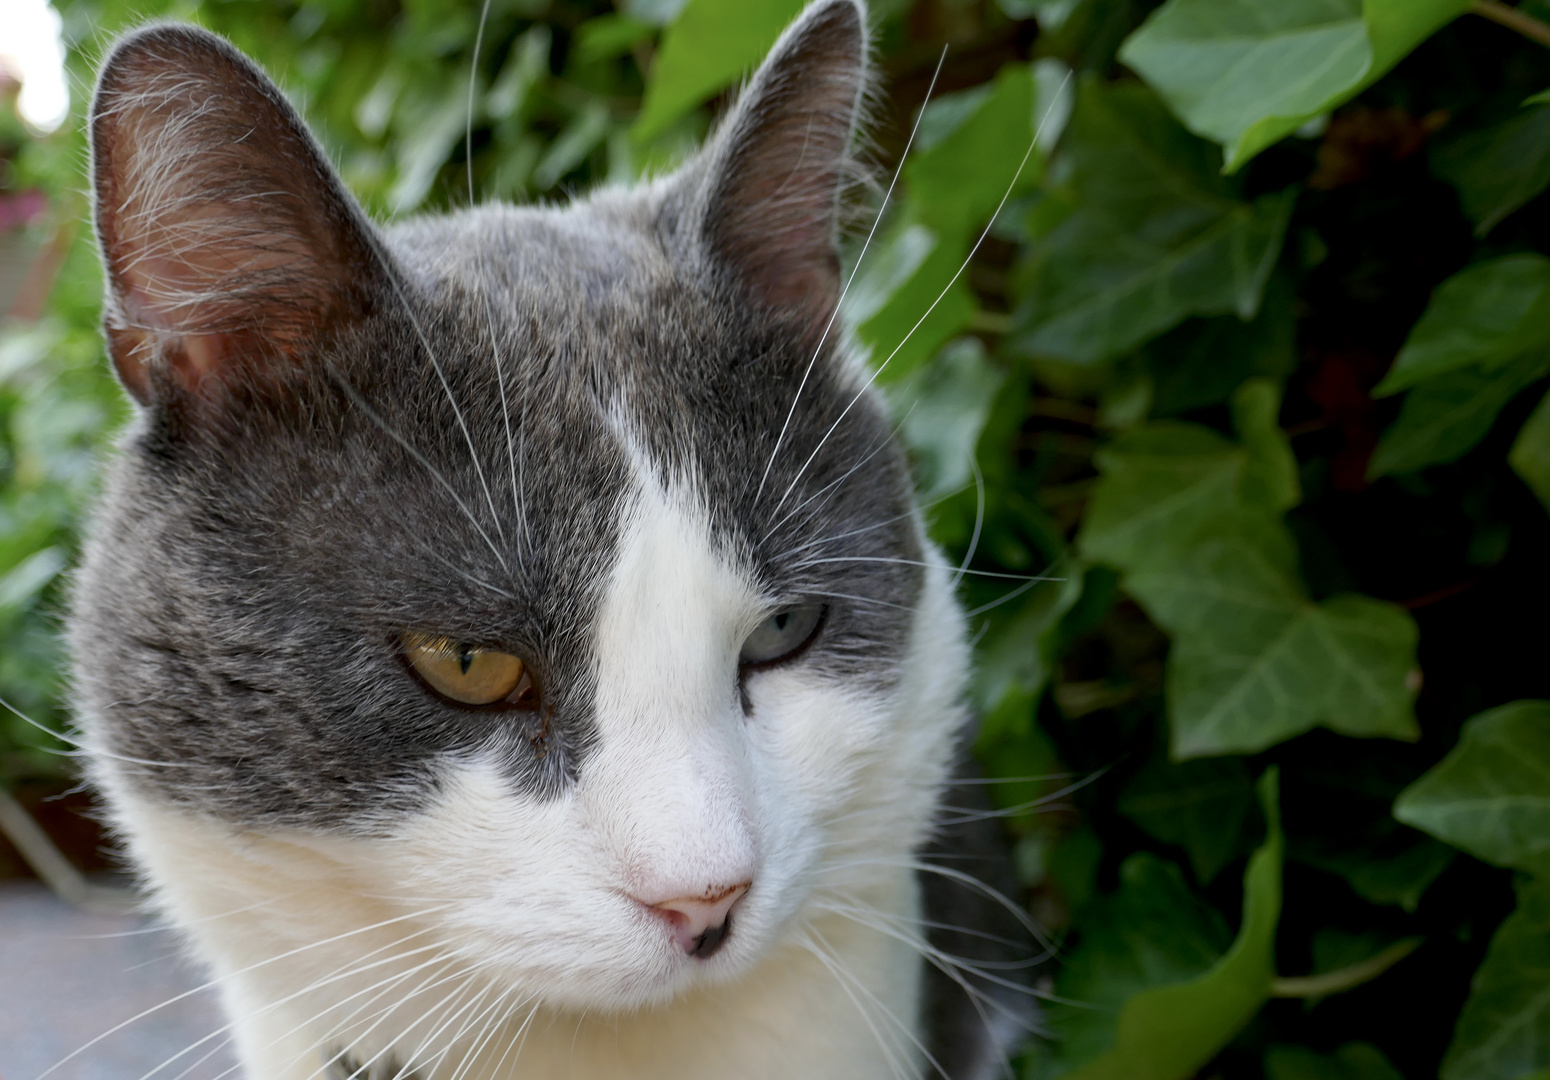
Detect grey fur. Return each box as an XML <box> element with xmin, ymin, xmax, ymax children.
<box><xmin>75</xmin><ymin>6</ymin><xmax>915</xmax><ymax>828</ymax></box>
<box><xmin>72</xmin><ymin>3</ymin><xmax>1033</xmax><ymax>1075</ymax></box>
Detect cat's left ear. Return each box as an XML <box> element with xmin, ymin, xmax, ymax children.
<box><xmin>90</xmin><ymin>24</ymin><xmax>385</xmax><ymax>406</ymax></box>
<box><xmin>675</xmin><ymin>0</ymin><xmax>868</xmax><ymax>330</ymax></box>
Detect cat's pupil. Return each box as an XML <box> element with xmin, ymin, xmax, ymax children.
<box><xmin>458</xmin><ymin>646</ymin><xmax>474</xmax><ymax>675</ymax></box>
<box><xmin>774</xmin><ymin>613</ymin><xmax>790</xmax><ymax>631</ymax></box>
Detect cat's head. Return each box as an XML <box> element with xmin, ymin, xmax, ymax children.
<box><xmin>74</xmin><ymin>0</ymin><xmax>968</xmax><ymax>1012</ymax></box>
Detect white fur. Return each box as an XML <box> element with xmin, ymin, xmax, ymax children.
<box><xmin>93</xmin><ymin>443</ymin><xmax>971</xmax><ymax>1079</ymax></box>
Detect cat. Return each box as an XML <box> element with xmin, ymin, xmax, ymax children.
<box><xmin>69</xmin><ymin>1</ymin><xmax>1037</xmax><ymax>1077</ymax></box>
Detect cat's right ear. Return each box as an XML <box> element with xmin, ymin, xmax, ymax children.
<box><xmin>91</xmin><ymin>24</ymin><xmax>383</xmax><ymax>407</ymax></box>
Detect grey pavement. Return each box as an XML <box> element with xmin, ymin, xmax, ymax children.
<box><xmin>0</xmin><ymin>880</ymin><xmax>236</xmax><ymax>1080</ymax></box>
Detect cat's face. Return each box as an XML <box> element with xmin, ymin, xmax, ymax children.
<box><xmin>73</xmin><ymin>0</ymin><xmax>968</xmax><ymax>1018</ymax></box>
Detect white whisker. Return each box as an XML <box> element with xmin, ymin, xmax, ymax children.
<box><xmin>760</xmin><ymin>406</ymin><xmax>906</xmax><ymax>548</ymax></box>
<box><xmin>445</xmin><ymin>982</ymin><xmax>521</xmax><ymax>1080</ymax></box>
<box><xmin>794</xmin><ymin>588</ymin><xmax>916</xmax><ymax>613</ymax></box>
<box><xmin>466</xmin><ymin>0</ymin><xmax>529</xmax><ymax>569</ymax></box>
<box><xmin>756</xmin><ymin>45</ymin><xmax>949</xmax><ymax>506</ymax></box>
<box><xmin>301</xmin><ymin>960</ymin><xmax>480</xmax><ymax>1080</ymax></box>
<box><xmin>770</xmin><ymin>69</ymin><xmax>1075</xmax><ymax>521</ymax></box>
<box><xmin>791</xmin><ymin>555</ymin><xmax>1058</xmax><ymax>582</ymax></box>
<box><xmin>841</xmin><ymin>855</ymin><xmax>1057</xmax><ymax>954</ymax></box>
<box><xmin>1</xmin><ymin>695</ymin><xmax>193</xmax><ymax>772</ymax></box>
<box><xmin>774</xmin><ymin>478</ymin><xmax>977</xmax><ymax>564</ymax></box>
<box><xmin>951</xmin><ymin>452</ymin><xmax>985</xmax><ymax>590</ymax></box>
<box><xmin>466</xmin><ymin>0</ymin><xmax>492</xmax><ymax>208</ymax></box>
<box><xmin>933</xmin><ymin>767</ymin><xmax>1108</xmax><ymax>826</ymax></box>
<box><xmin>132</xmin><ymin>931</ymin><xmax>449</xmax><ymax>1080</ymax></box>
<box><xmin>963</xmin><ymin>577</ymin><xmax>1041</xmax><ymax>618</ymax></box>
<box><xmin>414</xmin><ymin>538</ymin><xmax>517</xmax><ymax>599</ymax></box>
<box><xmin>297</xmin><ymin>954</ymin><xmax>474</xmax><ymax>1080</ymax></box>
<box><xmin>483</xmin><ymin>995</ymin><xmax>542</xmax><ymax>1078</ymax></box>
<box><xmin>395</xmin><ymin>974</ymin><xmax>489</xmax><ymax>1077</ymax></box>
<box><xmin>797</xmin><ymin>929</ymin><xmax>920</xmax><ymax>1080</ymax></box>
<box><xmin>812</xmin><ymin>899</ymin><xmax>1038</xmax><ymax>1078</ymax></box>
<box><xmin>37</xmin><ymin>904</ymin><xmax>452</xmax><ymax>1080</ymax></box>
<box><xmin>376</xmin><ymin>263</ymin><xmax>511</xmax><ymax>562</ymax></box>
<box><xmin>330</xmin><ymin>376</ymin><xmax>509</xmax><ymax>573</ymax></box>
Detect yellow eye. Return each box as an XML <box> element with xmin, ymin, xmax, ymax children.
<box><xmin>401</xmin><ymin>633</ymin><xmax>535</xmax><ymax>708</ymax></box>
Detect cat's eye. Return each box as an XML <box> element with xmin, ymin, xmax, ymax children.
<box><xmin>401</xmin><ymin>633</ymin><xmax>538</xmax><ymax>709</ymax></box>
<box><xmin>739</xmin><ymin>605</ymin><xmax>825</xmax><ymax>668</ymax></box>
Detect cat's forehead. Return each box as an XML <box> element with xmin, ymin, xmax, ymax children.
<box><xmin>391</xmin><ymin>195</ymin><xmax>675</xmax><ymax>305</ymax></box>
<box><xmin>375</xmin><ymin>192</ymin><xmax>896</xmax><ymax>561</ymax></box>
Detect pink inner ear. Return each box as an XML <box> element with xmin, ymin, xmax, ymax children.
<box><xmin>718</xmin><ymin>143</ymin><xmax>843</xmax><ymax>311</ymax></box>
<box><xmin>697</xmin><ymin>2</ymin><xmax>863</xmax><ymax>329</ymax></box>
<box><xmin>108</xmin><ymin>220</ymin><xmax>320</xmax><ymax>400</ymax></box>
<box><xmin>112</xmin><ymin>198</ymin><xmax>325</xmax><ymax>338</ymax></box>
<box><xmin>92</xmin><ymin>24</ymin><xmax>380</xmax><ymax>406</ymax></box>
<box><xmin>177</xmin><ymin>333</ymin><xmax>227</xmax><ymax>381</ymax></box>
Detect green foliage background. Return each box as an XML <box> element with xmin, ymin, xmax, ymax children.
<box><xmin>3</xmin><ymin>0</ymin><xmax>1550</xmax><ymax>1077</ymax></box>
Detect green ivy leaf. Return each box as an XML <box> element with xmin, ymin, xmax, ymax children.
<box><xmin>1374</xmin><ymin>255</ymin><xmax>1550</xmax><ymax>396</ymax></box>
<box><xmin>574</xmin><ymin>14</ymin><xmax>655</xmax><ymax>62</ymax></box>
<box><xmin>1235</xmin><ymin>377</ymin><xmax>1301</xmax><ymax>512</ymax></box>
<box><xmin>1433</xmin><ymin>104</ymin><xmax>1550</xmax><ymax>237</ymax></box>
<box><xmin>1048</xmin><ymin>852</ymin><xmax>1233</xmax><ymax>1069</ymax></box>
<box><xmin>855</xmin><ymin>65</ymin><xmax>1054</xmax><ymax>381</ymax></box>
<box><xmin>906</xmin><ymin>64</ymin><xmax>1044</xmax><ymax>240</ymax></box>
<box><xmin>1368</xmin><ymin>354</ymin><xmax>1550</xmax><ymax>479</ymax></box>
<box><xmin>1082</xmin><ymin>381</ymin><xmax>1417</xmax><ymax>757</ymax></box>
<box><xmin>1080</xmin><ymin>424</ymin><xmax>1262</xmax><ymax>568</ymax></box>
<box><xmin>1120</xmin><ymin>0</ymin><xmax>1471</xmax><ymax>172</ymax></box>
<box><xmin>1265</xmin><ymin>1042</ymin><xmax>1404</xmax><ymax>1080</ymax></box>
<box><xmin>1394</xmin><ymin>700</ymin><xmax>1550</xmax><ymax>874</ymax></box>
<box><xmin>1441</xmin><ymin>877</ymin><xmax>1550</xmax><ymax>1080</ymax></box>
<box><xmin>850</xmin><ymin>224</ymin><xmax>977</xmax><ymax>383</ymax></box>
<box><xmin>1509</xmin><ymin>388</ymin><xmax>1550</xmax><ymax>514</ymax></box>
<box><xmin>975</xmin><ymin>553</ymin><xmax>1086</xmax><ymax>713</ymax></box>
<box><xmin>1144</xmin><ymin>276</ymin><xmax>1297</xmax><ymax>416</ymax></box>
<box><xmin>1008</xmin><ymin>80</ymin><xmax>1293</xmax><ymax>365</ymax></box>
<box><xmin>1118</xmin><ymin>754</ymin><xmax>1260</xmax><ymax>883</ymax></box>
<box><xmin>632</xmin><ymin>0</ymin><xmax>805</xmax><ymax>142</ymax></box>
<box><xmin>0</xmin><ymin>547</ymin><xmax>68</xmax><ymax>616</ymax></box>
<box><xmin>1057</xmin><ymin>770</ymin><xmax>1284</xmax><ymax>1080</ymax></box>
<box><xmin>1079</xmin><ymin>380</ymin><xmax>1298</xmax><ymax>571</ymax></box>
<box><xmin>1293</xmin><ymin>833</ymin><xmax>1455</xmax><ymax>912</ymax></box>
<box><xmin>1128</xmin><ymin>517</ymin><xmax>1420</xmax><ymax>757</ymax></box>
<box><xmin>892</xmin><ymin>338</ymin><xmax>1006</xmax><ymax>501</ymax></box>
<box><xmin>390</xmin><ymin>83</ymin><xmax>473</xmax><ymax>212</ymax></box>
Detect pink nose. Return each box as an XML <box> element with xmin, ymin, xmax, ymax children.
<box><xmin>645</xmin><ymin>883</ymin><xmax>750</xmax><ymax>958</ymax></box>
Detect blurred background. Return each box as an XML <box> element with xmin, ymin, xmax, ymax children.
<box><xmin>2</xmin><ymin>1</ymin><xmax>1549</xmax><ymax>1078</ymax></box>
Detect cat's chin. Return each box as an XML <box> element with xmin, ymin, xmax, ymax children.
<box><xmin>429</xmin><ymin>887</ymin><xmax>790</xmax><ymax>1014</ymax></box>
<box><xmin>456</xmin><ymin>937</ymin><xmax>767</xmax><ymax>1015</ymax></box>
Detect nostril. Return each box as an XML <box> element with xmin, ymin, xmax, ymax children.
<box><xmin>688</xmin><ymin>918</ymin><xmax>731</xmax><ymax>959</ymax></box>
<box><xmin>644</xmin><ymin>882</ymin><xmax>750</xmax><ymax>959</ymax></box>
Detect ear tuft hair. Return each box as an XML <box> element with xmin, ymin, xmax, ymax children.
<box><xmin>91</xmin><ymin>23</ymin><xmax>382</xmax><ymax>405</ymax></box>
